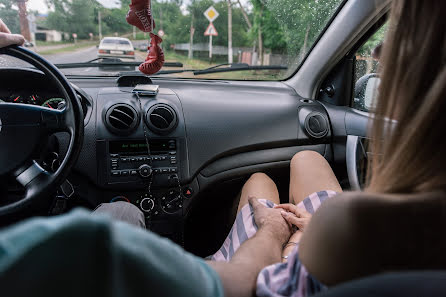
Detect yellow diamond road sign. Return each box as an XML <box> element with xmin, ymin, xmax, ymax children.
<box><xmin>204</xmin><ymin>6</ymin><xmax>219</xmax><ymax>23</ymax></box>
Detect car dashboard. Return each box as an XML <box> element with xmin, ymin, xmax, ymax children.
<box><xmin>1</xmin><ymin>68</ymin><xmax>334</xmax><ymax>249</ymax></box>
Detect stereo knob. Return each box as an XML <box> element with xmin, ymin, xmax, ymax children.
<box><xmin>140</xmin><ymin>198</ymin><xmax>155</xmax><ymax>213</ymax></box>
<box><xmin>168</xmin><ymin>174</ymin><xmax>179</xmax><ymax>186</ymax></box>
<box><xmin>138</xmin><ymin>164</ymin><xmax>153</xmax><ymax>178</ymax></box>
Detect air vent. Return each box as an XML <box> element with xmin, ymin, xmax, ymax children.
<box><xmin>105</xmin><ymin>104</ymin><xmax>139</xmax><ymax>135</ymax></box>
<box><xmin>304</xmin><ymin>112</ymin><xmax>329</xmax><ymax>139</ymax></box>
<box><xmin>146</xmin><ymin>104</ymin><xmax>178</xmax><ymax>135</ymax></box>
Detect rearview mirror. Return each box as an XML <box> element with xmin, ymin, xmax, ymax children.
<box><xmin>354</xmin><ymin>73</ymin><xmax>380</xmax><ymax>111</ymax></box>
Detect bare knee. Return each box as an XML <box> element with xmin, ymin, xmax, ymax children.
<box><xmin>240</xmin><ymin>172</ymin><xmax>279</xmax><ymax>205</ymax></box>
<box><xmin>291</xmin><ymin>150</ymin><xmax>326</xmax><ymax>169</ymax></box>
<box><xmin>248</xmin><ymin>172</ymin><xmax>272</xmax><ymax>183</ymax></box>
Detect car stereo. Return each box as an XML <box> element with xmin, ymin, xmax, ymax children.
<box><xmin>104</xmin><ymin>139</ymin><xmax>179</xmax><ymax>187</ymax></box>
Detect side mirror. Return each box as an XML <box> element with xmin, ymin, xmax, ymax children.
<box><xmin>354</xmin><ymin>73</ymin><xmax>380</xmax><ymax>111</ymax></box>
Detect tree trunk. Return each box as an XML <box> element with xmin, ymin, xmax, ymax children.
<box><xmin>17</xmin><ymin>0</ymin><xmax>31</xmax><ymax>41</ymax></box>
<box><xmin>237</xmin><ymin>0</ymin><xmax>252</xmax><ymax>29</ymax></box>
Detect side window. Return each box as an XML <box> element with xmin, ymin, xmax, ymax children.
<box><xmin>352</xmin><ymin>23</ymin><xmax>388</xmax><ymax>112</ymax></box>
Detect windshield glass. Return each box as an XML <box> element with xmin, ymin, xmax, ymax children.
<box><xmin>1</xmin><ymin>0</ymin><xmax>344</xmax><ymax>80</ymax></box>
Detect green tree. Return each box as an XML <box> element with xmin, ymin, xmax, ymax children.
<box><xmin>251</xmin><ymin>0</ymin><xmax>342</xmax><ymax>62</ymax></box>
<box><xmin>186</xmin><ymin>0</ymin><xmax>251</xmax><ymax>47</ymax></box>
<box><xmin>45</xmin><ymin>0</ymin><xmax>105</xmax><ymax>39</ymax></box>
<box><xmin>0</xmin><ymin>0</ymin><xmax>20</xmax><ymax>33</ymax></box>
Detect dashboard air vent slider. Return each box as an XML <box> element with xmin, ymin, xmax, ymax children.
<box><xmin>146</xmin><ymin>103</ymin><xmax>178</xmax><ymax>135</ymax></box>
<box><xmin>105</xmin><ymin>103</ymin><xmax>139</xmax><ymax>135</ymax></box>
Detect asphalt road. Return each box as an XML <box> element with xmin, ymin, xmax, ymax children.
<box><xmin>39</xmin><ymin>42</ymin><xmax>147</xmax><ymax>75</ymax></box>
<box><xmin>41</xmin><ymin>46</ymin><xmax>99</xmax><ymax>64</ymax></box>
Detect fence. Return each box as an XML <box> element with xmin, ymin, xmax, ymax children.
<box><xmin>173</xmin><ymin>43</ymin><xmax>287</xmax><ymax>66</ymax></box>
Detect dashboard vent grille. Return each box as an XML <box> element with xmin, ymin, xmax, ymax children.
<box><xmin>304</xmin><ymin>112</ymin><xmax>329</xmax><ymax>139</ymax></box>
<box><xmin>105</xmin><ymin>104</ymin><xmax>139</xmax><ymax>135</ymax></box>
<box><xmin>146</xmin><ymin>104</ymin><xmax>178</xmax><ymax>135</ymax></box>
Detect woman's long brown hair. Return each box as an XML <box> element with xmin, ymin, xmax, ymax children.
<box><xmin>366</xmin><ymin>0</ymin><xmax>446</xmax><ymax>193</ymax></box>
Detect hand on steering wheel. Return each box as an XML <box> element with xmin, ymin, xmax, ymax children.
<box><xmin>0</xmin><ymin>19</ymin><xmax>24</xmax><ymax>48</ymax></box>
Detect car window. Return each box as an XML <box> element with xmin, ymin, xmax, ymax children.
<box><xmin>2</xmin><ymin>0</ymin><xmax>345</xmax><ymax>80</ymax></box>
<box><xmin>102</xmin><ymin>39</ymin><xmax>131</xmax><ymax>45</ymax></box>
<box><xmin>352</xmin><ymin>22</ymin><xmax>388</xmax><ymax>112</ymax></box>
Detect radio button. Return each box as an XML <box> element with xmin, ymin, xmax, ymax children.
<box><xmin>170</xmin><ymin>168</ymin><xmax>178</xmax><ymax>173</ymax></box>
<box><xmin>140</xmin><ymin>198</ymin><xmax>155</xmax><ymax>213</ymax></box>
<box><xmin>121</xmin><ymin>158</ymin><xmax>128</xmax><ymax>162</ymax></box>
<box><xmin>139</xmin><ymin>164</ymin><xmax>153</xmax><ymax>178</ymax></box>
<box><xmin>111</xmin><ymin>171</ymin><xmax>120</xmax><ymax>177</ymax></box>
<box><xmin>130</xmin><ymin>170</ymin><xmax>138</xmax><ymax>176</ymax></box>
<box><xmin>110</xmin><ymin>154</ymin><xmax>119</xmax><ymax>158</ymax></box>
<box><xmin>162</xmin><ymin>168</ymin><xmax>169</xmax><ymax>173</ymax></box>
<box><xmin>130</xmin><ymin>158</ymin><xmax>136</xmax><ymax>162</ymax></box>
<box><xmin>121</xmin><ymin>170</ymin><xmax>129</xmax><ymax>176</ymax></box>
<box><xmin>161</xmin><ymin>156</ymin><xmax>167</xmax><ymax>160</ymax></box>
<box><xmin>169</xmin><ymin>151</ymin><xmax>176</xmax><ymax>155</ymax></box>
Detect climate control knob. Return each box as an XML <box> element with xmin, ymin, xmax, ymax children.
<box><xmin>140</xmin><ymin>198</ymin><xmax>155</xmax><ymax>213</ymax></box>
<box><xmin>138</xmin><ymin>164</ymin><xmax>153</xmax><ymax>178</ymax></box>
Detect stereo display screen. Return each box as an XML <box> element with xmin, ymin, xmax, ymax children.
<box><xmin>109</xmin><ymin>140</ymin><xmax>171</xmax><ymax>154</ymax></box>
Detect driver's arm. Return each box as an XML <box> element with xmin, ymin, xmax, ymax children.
<box><xmin>207</xmin><ymin>198</ymin><xmax>292</xmax><ymax>297</ymax></box>
<box><xmin>0</xmin><ymin>19</ymin><xmax>25</xmax><ymax>48</ymax></box>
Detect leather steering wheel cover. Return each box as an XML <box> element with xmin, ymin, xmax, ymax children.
<box><xmin>0</xmin><ymin>45</ymin><xmax>84</xmax><ymax>217</ymax></box>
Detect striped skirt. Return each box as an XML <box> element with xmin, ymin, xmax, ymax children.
<box><xmin>210</xmin><ymin>190</ymin><xmax>338</xmax><ymax>297</ymax></box>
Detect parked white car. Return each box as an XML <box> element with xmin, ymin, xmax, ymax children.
<box><xmin>97</xmin><ymin>37</ymin><xmax>135</xmax><ymax>60</ymax></box>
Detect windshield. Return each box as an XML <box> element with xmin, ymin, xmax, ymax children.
<box><xmin>1</xmin><ymin>0</ymin><xmax>344</xmax><ymax>80</ymax></box>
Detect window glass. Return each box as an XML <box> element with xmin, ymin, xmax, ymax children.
<box><xmin>352</xmin><ymin>23</ymin><xmax>387</xmax><ymax>111</ymax></box>
<box><xmin>2</xmin><ymin>0</ymin><xmax>345</xmax><ymax>80</ymax></box>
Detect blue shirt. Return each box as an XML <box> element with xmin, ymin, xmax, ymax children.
<box><xmin>0</xmin><ymin>209</ymin><xmax>223</xmax><ymax>297</ymax></box>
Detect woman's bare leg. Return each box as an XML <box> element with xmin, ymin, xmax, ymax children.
<box><xmin>282</xmin><ymin>151</ymin><xmax>342</xmax><ymax>262</ymax></box>
<box><xmin>289</xmin><ymin>151</ymin><xmax>342</xmax><ymax>205</ymax></box>
<box><xmin>237</xmin><ymin>172</ymin><xmax>280</xmax><ymax>213</ymax></box>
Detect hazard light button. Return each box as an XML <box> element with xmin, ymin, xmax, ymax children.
<box><xmin>183</xmin><ymin>187</ymin><xmax>193</xmax><ymax>198</ymax></box>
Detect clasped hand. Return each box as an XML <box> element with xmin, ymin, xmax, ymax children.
<box><xmin>248</xmin><ymin>197</ymin><xmax>292</xmax><ymax>245</ymax></box>
<box><xmin>0</xmin><ymin>19</ymin><xmax>25</xmax><ymax>48</ymax></box>
<box><xmin>275</xmin><ymin>203</ymin><xmax>312</xmax><ymax>232</ymax></box>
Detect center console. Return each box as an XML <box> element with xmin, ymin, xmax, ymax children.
<box><xmin>93</xmin><ymin>90</ymin><xmax>191</xmax><ymax>244</ymax></box>
<box><xmin>96</xmin><ymin>137</ymin><xmax>189</xmax><ymax>243</ymax></box>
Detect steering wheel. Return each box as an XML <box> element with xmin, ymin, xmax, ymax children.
<box><xmin>0</xmin><ymin>46</ymin><xmax>83</xmax><ymax>218</ymax></box>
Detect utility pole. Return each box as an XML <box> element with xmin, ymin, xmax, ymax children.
<box><xmin>188</xmin><ymin>14</ymin><xmax>195</xmax><ymax>59</ymax></box>
<box><xmin>16</xmin><ymin>0</ymin><xmax>31</xmax><ymax>41</ymax></box>
<box><xmin>98</xmin><ymin>10</ymin><xmax>102</xmax><ymax>40</ymax></box>
<box><xmin>227</xmin><ymin>0</ymin><xmax>233</xmax><ymax>63</ymax></box>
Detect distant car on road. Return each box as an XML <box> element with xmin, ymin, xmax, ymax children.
<box><xmin>97</xmin><ymin>37</ymin><xmax>135</xmax><ymax>60</ymax></box>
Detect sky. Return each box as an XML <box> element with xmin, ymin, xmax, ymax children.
<box><xmin>27</xmin><ymin>0</ymin><xmax>121</xmax><ymax>13</ymax></box>
<box><xmin>26</xmin><ymin>0</ymin><xmax>250</xmax><ymax>15</ymax></box>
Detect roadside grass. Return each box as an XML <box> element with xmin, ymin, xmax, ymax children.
<box><xmin>161</xmin><ymin>51</ymin><xmax>285</xmax><ymax>80</ymax></box>
<box><xmin>37</xmin><ymin>41</ymin><xmax>97</xmax><ymax>55</ymax></box>
<box><xmin>36</xmin><ymin>40</ymin><xmax>73</xmax><ymax>46</ymax></box>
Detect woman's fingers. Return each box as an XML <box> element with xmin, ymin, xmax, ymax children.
<box><xmin>275</xmin><ymin>204</ymin><xmax>311</xmax><ymax>218</ymax></box>
<box><xmin>280</xmin><ymin>211</ymin><xmax>306</xmax><ymax>228</ymax></box>
<box><xmin>275</xmin><ymin>203</ymin><xmax>296</xmax><ymax>212</ymax></box>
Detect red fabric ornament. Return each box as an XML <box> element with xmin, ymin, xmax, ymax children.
<box><xmin>126</xmin><ymin>0</ymin><xmax>155</xmax><ymax>32</ymax></box>
<box><xmin>139</xmin><ymin>33</ymin><xmax>165</xmax><ymax>75</ymax></box>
